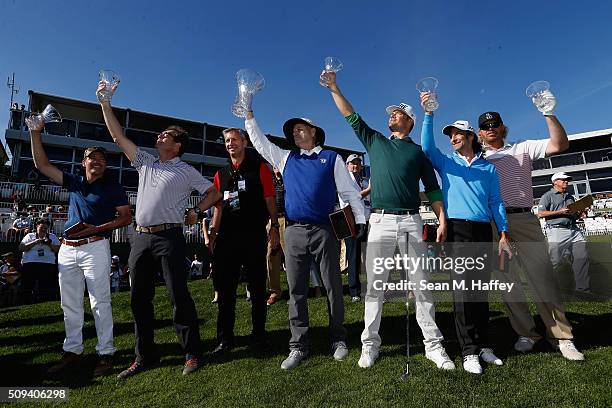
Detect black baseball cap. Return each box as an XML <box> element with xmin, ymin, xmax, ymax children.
<box><xmin>83</xmin><ymin>146</ymin><xmax>107</xmax><ymax>159</ymax></box>
<box><xmin>478</xmin><ymin>112</ymin><xmax>503</xmax><ymax>128</ymax></box>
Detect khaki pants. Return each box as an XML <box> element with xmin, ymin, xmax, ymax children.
<box><xmin>266</xmin><ymin>216</ymin><xmax>286</xmax><ymax>295</ymax></box>
<box><xmin>493</xmin><ymin>212</ymin><xmax>573</xmax><ymax>342</ymax></box>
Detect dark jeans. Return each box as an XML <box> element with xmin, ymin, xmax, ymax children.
<box><xmin>129</xmin><ymin>228</ymin><xmax>201</xmax><ymax>361</ymax></box>
<box><xmin>213</xmin><ymin>229</ymin><xmax>268</xmax><ymax>345</ymax></box>
<box><xmin>447</xmin><ymin>219</ymin><xmax>493</xmax><ymax>357</ymax></box>
<box><xmin>344</xmin><ymin>236</ymin><xmax>361</xmax><ymax>297</ymax></box>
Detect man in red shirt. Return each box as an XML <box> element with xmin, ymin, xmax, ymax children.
<box><xmin>208</xmin><ymin>128</ymin><xmax>279</xmax><ymax>355</ymax></box>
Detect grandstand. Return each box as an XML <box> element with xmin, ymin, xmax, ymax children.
<box><xmin>2</xmin><ymin>91</ymin><xmax>366</xmax><ymax>246</ymax></box>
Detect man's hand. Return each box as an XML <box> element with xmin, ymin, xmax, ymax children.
<box><xmin>184</xmin><ymin>209</ymin><xmax>198</xmax><ymax>225</ymax></box>
<box><xmin>25</xmin><ymin>114</ymin><xmax>44</xmax><ymax>132</ymax></box>
<box><xmin>320</xmin><ymin>70</ymin><xmax>337</xmax><ymax>89</ymax></box>
<box><xmin>498</xmin><ymin>234</ymin><xmax>513</xmax><ymax>259</ymax></box>
<box><xmin>534</xmin><ymin>90</ymin><xmax>556</xmax><ymax>116</ymax></box>
<box><xmin>559</xmin><ymin>207</ymin><xmax>575</xmax><ymax>215</ymax></box>
<box><xmin>268</xmin><ymin>226</ymin><xmax>280</xmax><ymax>249</ymax></box>
<box><xmin>96</xmin><ymin>80</ymin><xmax>118</xmax><ymax>103</ymax></box>
<box><xmin>67</xmin><ymin>223</ymin><xmax>100</xmax><ymax>239</ymax></box>
<box><xmin>420</xmin><ymin>92</ymin><xmax>434</xmax><ymax>114</ymax></box>
<box><xmin>436</xmin><ymin>223</ymin><xmax>447</xmax><ymax>243</ymax></box>
<box><xmin>207</xmin><ymin>232</ymin><xmax>216</xmax><ymax>254</ymax></box>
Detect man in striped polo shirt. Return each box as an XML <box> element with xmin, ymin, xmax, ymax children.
<box><xmin>322</xmin><ymin>70</ymin><xmax>455</xmax><ymax>371</ymax></box>
<box><xmin>244</xmin><ymin>109</ymin><xmax>366</xmax><ymax>370</ymax></box>
<box><xmin>478</xmin><ymin>107</ymin><xmax>584</xmax><ymax>361</ymax></box>
<box><xmin>97</xmin><ymin>81</ymin><xmax>222</xmax><ymax>377</ymax></box>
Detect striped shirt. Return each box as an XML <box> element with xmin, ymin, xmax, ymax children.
<box><xmin>132</xmin><ymin>149</ymin><xmax>213</xmax><ymax>226</ymax></box>
<box><xmin>481</xmin><ymin>140</ymin><xmax>548</xmax><ymax>208</ymax></box>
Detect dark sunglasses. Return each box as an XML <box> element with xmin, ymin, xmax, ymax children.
<box><xmin>480</xmin><ymin>122</ymin><xmax>501</xmax><ymax>130</ymax></box>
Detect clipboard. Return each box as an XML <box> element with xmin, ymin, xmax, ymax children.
<box><xmin>329</xmin><ymin>205</ymin><xmax>357</xmax><ymax>240</ymax></box>
<box><xmin>567</xmin><ymin>194</ymin><xmax>593</xmax><ymax>213</ymax></box>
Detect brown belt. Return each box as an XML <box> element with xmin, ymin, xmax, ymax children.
<box><xmin>136</xmin><ymin>223</ymin><xmax>183</xmax><ymax>234</ymax></box>
<box><xmin>61</xmin><ymin>236</ymin><xmax>105</xmax><ymax>247</ymax></box>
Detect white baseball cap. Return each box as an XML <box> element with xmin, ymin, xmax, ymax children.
<box><xmin>385</xmin><ymin>103</ymin><xmax>416</xmax><ymax>125</ymax></box>
<box><xmin>551</xmin><ymin>172</ymin><xmax>572</xmax><ymax>182</ymax></box>
<box><xmin>346</xmin><ymin>154</ymin><xmax>362</xmax><ymax>164</ymax></box>
<box><xmin>442</xmin><ymin>120</ymin><xmax>475</xmax><ymax>136</ymax></box>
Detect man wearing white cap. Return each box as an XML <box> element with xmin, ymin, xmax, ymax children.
<box><xmin>420</xmin><ymin>93</ymin><xmax>511</xmax><ymax>374</ymax></box>
<box><xmin>244</xmin><ymin>108</ymin><xmax>366</xmax><ymax>370</ymax></box>
<box><xmin>344</xmin><ymin>154</ymin><xmax>370</xmax><ymax>302</ymax></box>
<box><xmin>537</xmin><ymin>172</ymin><xmax>590</xmax><ymax>294</ymax></box>
<box><xmin>321</xmin><ymin>70</ymin><xmax>454</xmax><ymax>370</ymax></box>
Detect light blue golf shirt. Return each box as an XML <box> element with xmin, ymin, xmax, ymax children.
<box><xmin>420</xmin><ymin>114</ymin><xmax>508</xmax><ymax>232</ymax></box>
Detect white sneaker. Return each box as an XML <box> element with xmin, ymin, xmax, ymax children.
<box><xmin>332</xmin><ymin>341</ymin><xmax>348</xmax><ymax>361</ymax></box>
<box><xmin>425</xmin><ymin>348</ymin><xmax>455</xmax><ymax>370</ymax></box>
<box><xmin>513</xmin><ymin>336</ymin><xmax>536</xmax><ymax>353</ymax></box>
<box><xmin>558</xmin><ymin>340</ymin><xmax>585</xmax><ymax>361</ymax></box>
<box><xmin>357</xmin><ymin>346</ymin><xmax>379</xmax><ymax>368</ymax></box>
<box><xmin>480</xmin><ymin>348</ymin><xmax>503</xmax><ymax>365</ymax></box>
<box><xmin>280</xmin><ymin>350</ymin><xmax>308</xmax><ymax>370</ymax></box>
<box><xmin>463</xmin><ymin>355</ymin><xmax>482</xmax><ymax>374</ymax></box>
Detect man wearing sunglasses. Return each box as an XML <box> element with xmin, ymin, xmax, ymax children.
<box><xmin>478</xmin><ymin>107</ymin><xmax>584</xmax><ymax>361</ymax></box>
<box><xmin>97</xmin><ymin>81</ymin><xmax>222</xmax><ymax>378</ymax></box>
<box><xmin>28</xmin><ymin>116</ymin><xmax>132</xmax><ymax>377</ymax></box>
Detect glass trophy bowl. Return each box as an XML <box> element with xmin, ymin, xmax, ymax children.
<box><xmin>99</xmin><ymin>69</ymin><xmax>121</xmax><ymax>102</ymax></box>
<box><xmin>416</xmin><ymin>77</ymin><xmax>439</xmax><ymax>112</ymax></box>
<box><xmin>231</xmin><ymin>69</ymin><xmax>265</xmax><ymax>118</ymax></box>
<box><xmin>526</xmin><ymin>80</ymin><xmax>555</xmax><ymax>113</ymax></box>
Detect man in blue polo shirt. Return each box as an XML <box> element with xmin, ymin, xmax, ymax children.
<box><xmin>420</xmin><ymin>92</ymin><xmax>512</xmax><ymax>374</ymax></box>
<box><xmin>27</xmin><ymin>115</ymin><xmax>132</xmax><ymax>377</ymax></box>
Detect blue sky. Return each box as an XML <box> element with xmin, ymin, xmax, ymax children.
<box><xmin>2</xmin><ymin>0</ymin><xmax>611</xmax><ymax>160</ymax></box>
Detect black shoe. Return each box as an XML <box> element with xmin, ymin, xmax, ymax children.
<box><xmin>46</xmin><ymin>352</ymin><xmax>82</xmax><ymax>375</ymax></box>
<box><xmin>93</xmin><ymin>355</ymin><xmax>114</xmax><ymax>377</ymax></box>
<box><xmin>212</xmin><ymin>342</ymin><xmax>233</xmax><ymax>355</ymax></box>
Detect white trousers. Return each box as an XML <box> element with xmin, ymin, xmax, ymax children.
<box><xmin>58</xmin><ymin>239</ymin><xmax>115</xmax><ymax>355</ymax></box>
<box><xmin>361</xmin><ymin>212</ymin><xmax>444</xmax><ymax>352</ymax></box>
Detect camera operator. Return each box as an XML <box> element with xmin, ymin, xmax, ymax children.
<box><xmin>19</xmin><ymin>218</ymin><xmax>60</xmax><ymax>303</ymax></box>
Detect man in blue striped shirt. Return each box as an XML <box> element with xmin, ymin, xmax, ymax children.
<box><xmin>419</xmin><ymin>92</ymin><xmax>512</xmax><ymax>374</ymax></box>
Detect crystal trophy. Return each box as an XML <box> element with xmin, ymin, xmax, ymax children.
<box><xmin>416</xmin><ymin>77</ymin><xmax>439</xmax><ymax>112</ymax></box>
<box><xmin>231</xmin><ymin>69</ymin><xmax>265</xmax><ymax>118</ymax></box>
<box><xmin>25</xmin><ymin>104</ymin><xmax>62</xmax><ymax>131</ymax></box>
<box><xmin>98</xmin><ymin>69</ymin><xmax>121</xmax><ymax>102</ymax></box>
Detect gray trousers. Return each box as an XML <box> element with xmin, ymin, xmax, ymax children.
<box><xmin>284</xmin><ymin>223</ymin><xmax>346</xmax><ymax>351</ymax></box>
<box><xmin>546</xmin><ymin>226</ymin><xmax>590</xmax><ymax>292</ymax></box>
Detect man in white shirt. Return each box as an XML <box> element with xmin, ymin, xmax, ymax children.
<box><xmin>19</xmin><ymin>218</ymin><xmax>60</xmax><ymax>302</ymax></box>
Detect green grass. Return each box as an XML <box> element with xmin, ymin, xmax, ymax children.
<box><xmin>1</xmin><ymin>274</ymin><xmax>612</xmax><ymax>408</ymax></box>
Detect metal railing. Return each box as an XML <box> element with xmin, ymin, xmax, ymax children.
<box><xmin>0</xmin><ymin>181</ymin><xmax>69</xmax><ymax>203</ymax></box>
<box><xmin>533</xmin><ymin>146</ymin><xmax>612</xmax><ymax>170</ymax></box>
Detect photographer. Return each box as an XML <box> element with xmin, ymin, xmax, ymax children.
<box><xmin>19</xmin><ymin>218</ymin><xmax>60</xmax><ymax>303</ymax></box>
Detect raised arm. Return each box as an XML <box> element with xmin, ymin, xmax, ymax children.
<box><xmin>544</xmin><ymin>115</ymin><xmax>569</xmax><ymax>155</ymax></box>
<box><xmin>245</xmin><ymin>111</ymin><xmax>290</xmax><ymax>172</ymax></box>
<box><xmin>321</xmin><ymin>71</ymin><xmax>355</xmax><ymax>117</ymax></box>
<box><xmin>96</xmin><ymin>81</ymin><xmax>138</xmax><ymax>162</ymax></box>
<box><xmin>28</xmin><ymin>124</ymin><xmax>63</xmax><ymax>185</ymax></box>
